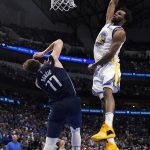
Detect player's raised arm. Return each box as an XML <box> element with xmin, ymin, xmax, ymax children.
<box><xmin>88</xmin><ymin>29</ymin><xmax>126</xmax><ymax>71</ymax></box>
<box><xmin>50</xmin><ymin>39</ymin><xmax>63</xmax><ymax>60</ymax></box>
<box><xmin>106</xmin><ymin>0</ymin><xmax>118</xmax><ymax>24</ymax></box>
<box><xmin>33</xmin><ymin>39</ymin><xmax>63</xmax><ymax>60</ymax></box>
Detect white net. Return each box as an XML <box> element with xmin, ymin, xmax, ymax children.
<box><xmin>50</xmin><ymin>0</ymin><xmax>76</xmax><ymax>11</ymax></box>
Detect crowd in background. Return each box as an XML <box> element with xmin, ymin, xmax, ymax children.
<box><xmin>0</xmin><ymin>60</ymin><xmax>34</xmax><ymax>84</ymax></box>
<box><xmin>0</xmin><ymin>60</ymin><xmax>150</xmax><ymax>98</ymax></box>
<box><xmin>0</xmin><ymin>101</ymin><xmax>150</xmax><ymax>150</ymax></box>
<box><xmin>0</xmin><ymin>22</ymin><xmax>150</xmax><ymax>149</ymax></box>
<box><xmin>120</xmin><ymin>52</ymin><xmax>150</xmax><ymax>73</ymax></box>
<box><xmin>0</xmin><ymin>23</ymin><xmax>86</xmax><ymax>58</ymax></box>
<box><xmin>1</xmin><ymin>23</ymin><xmax>150</xmax><ymax>73</ymax></box>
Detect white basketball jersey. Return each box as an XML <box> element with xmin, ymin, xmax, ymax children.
<box><xmin>94</xmin><ymin>23</ymin><xmax>125</xmax><ymax>63</ymax></box>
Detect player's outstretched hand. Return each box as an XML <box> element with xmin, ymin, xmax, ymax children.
<box><xmin>88</xmin><ymin>64</ymin><xmax>96</xmax><ymax>73</ymax></box>
<box><xmin>33</xmin><ymin>52</ymin><xmax>44</xmax><ymax>59</ymax></box>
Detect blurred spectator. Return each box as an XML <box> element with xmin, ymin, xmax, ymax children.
<box><xmin>58</xmin><ymin>139</ymin><xmax>66</xmax><ymax>150</ymax></box>
<box><xmin>0</xmin><ymin>101</ymin><xmax>149</xmax><ymax>149</ymax></box>
<box><xmin>6</xmin><ymin>134</ymin><xmax>22</xmax><ymax>150</ymax></box>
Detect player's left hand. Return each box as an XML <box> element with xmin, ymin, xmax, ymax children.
<box><xmin>88</xmin><ymin>64</ymin><xmax>96</xmax><ymax>72</ymax></box>
<box><xmin>33</xmin><ymin>52</ymin><xmax>44</xmax><ymax>59</ymax></box>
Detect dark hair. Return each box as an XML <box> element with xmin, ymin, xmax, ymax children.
<box><xmin>120</xmin><ymin>7</ymin><xmax>132</xmax><ymax>25</ymax></box>
<box><xmin>23</xmin><ymin>59</ymin><xmax>41</xmax><ymax>73</ymax></box>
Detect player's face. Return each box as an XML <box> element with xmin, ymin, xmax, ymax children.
<box><xmin>112</xmin><ymin>10</ymin><xmax>126</xmax><ymax>24</ymax></box>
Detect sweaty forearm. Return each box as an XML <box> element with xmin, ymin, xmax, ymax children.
<box><xmin>42</xmin><ymin>39</ymin><xmax>63</xmax><ymax>55</ymax></box>
<box><xmin>42</xmin><ymin>42</ymin><xmax>55</xmax><ymax>55</ymax></box>
<box><xmin>93</xmin><ymin>41</ymin><xmax>121</xmax><ymax>67</ymax></box>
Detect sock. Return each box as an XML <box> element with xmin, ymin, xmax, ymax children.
<box><xmin>43</xmin><ymin>137</ymin><xmax>58</xmax><ymax>150</ymax></box>
<box><xmin>107</xmin><ymin>138</ymin><xmax>115</xmax><ymax>144</ymax></box>
<box><xmin>70</xmin><ymin>127</ymin><xmax>81</xmax><ymax>150</ymax></box>
<box><xmin>105</xmin><ymin>112</ymin><xmax>114</xmax><ymax>128</ymax></box>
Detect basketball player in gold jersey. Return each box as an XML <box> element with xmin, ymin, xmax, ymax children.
<box><xmin>88</xmin><ymin>0</ymin><xmax>132</xmax><ymax>149</ymax></box>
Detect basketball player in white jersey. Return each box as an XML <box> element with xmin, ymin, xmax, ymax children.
<box><xmin>88</xmin><ymin>0</ymin><xmax>132</xmax><ymax>149</ymax></box>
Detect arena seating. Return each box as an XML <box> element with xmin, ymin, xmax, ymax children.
<box><xmin>0</xmin><ymin>102</ymin><xmax>149</xmax><ymax>149</ymax></box>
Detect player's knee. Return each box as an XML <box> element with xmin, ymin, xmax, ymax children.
<box><xmin>44</xmin><ymin>137</ymin><xmax>57</xmax><ymax>150</ymax></box>
<box><xmin>45</xmin><ymin>137</ymin><xmax>57</xmax><ymax>145</ymax></box>
<box><xmin>103</xmin><ymin>87</ymin><xmax>113</xmax><ymax>98</ymax></box>
<box><xmin>45</xmin><ymin>137</ymin><xmax>51</xmax><ymax>145</ymax></box>
<box><xmin>70</xmin><ymin>127</ymin><xmax>80</xmax><ymax>134</ymax></box>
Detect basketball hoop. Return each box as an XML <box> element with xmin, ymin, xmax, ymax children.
<box><xmin>50</xmin><ymin>0</ymin><xmax>76</xmax><ymax>11</ymax></box>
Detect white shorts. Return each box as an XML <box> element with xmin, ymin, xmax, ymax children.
<box><xmin>92</xmin><ymin>62</ymin><xmax>121</xmax><ymax>97</ymax></box>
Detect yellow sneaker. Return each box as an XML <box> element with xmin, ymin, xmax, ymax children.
<box><xmin>106</xmin><ymin>141</ymin><xmax>119</xmax><ymax>150</ymax></box>
<box><xmin>91</xmin><ymin>123</ymin><xmax>116</xmax><ymax>141</ymax></box>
